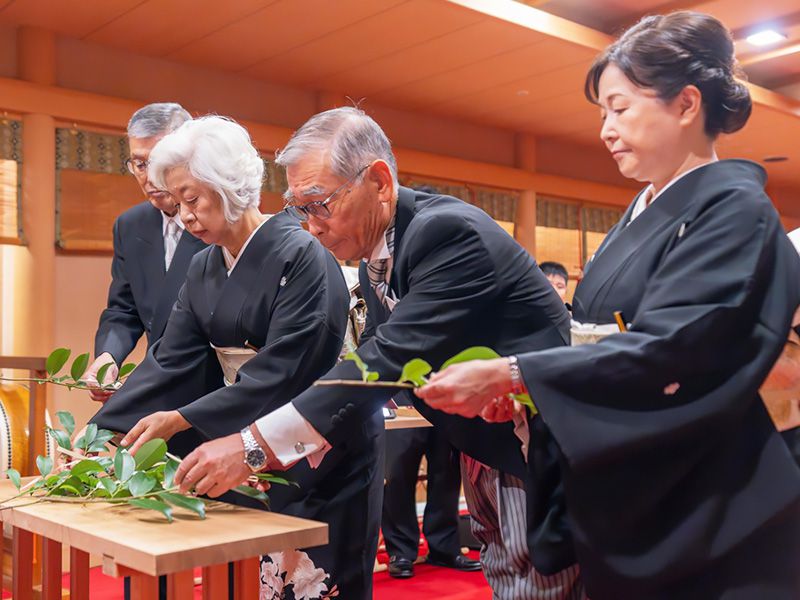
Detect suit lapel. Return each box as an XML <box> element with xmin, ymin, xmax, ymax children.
<box><xmin>388</xmin><ymin>187</ymin><xmax>417</xmax><ymax>298</ymax></box>
<box><xmin>134</xmin><ymin>204</ymin><xmax>167</xmax><ymax>285</ymax></box>
<box><xmin>150</xmin><ymin>232</ymin><xmax>206</xmax><ymax>339</ymax></box>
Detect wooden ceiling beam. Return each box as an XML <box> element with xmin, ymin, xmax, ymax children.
<box><xmin>739</xmin><ymin>42</ymin><xmax>800</xmax><ymax>67</ymax></box>
<box><xmin>445</xmin><ymin>0</ymin><xmax>611</xmax><ymax>51</ymax></box>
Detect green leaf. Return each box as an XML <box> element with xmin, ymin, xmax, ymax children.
<box><xmin>233</xmin><ymin>484</ymin><xmax>270</xmax><ymax>508</ymax></box>
<box><xmin>397</xmin><ymin>358</ymin><xmax>432</xmax><ymax>387</ymax></box>
<box><xmin>84</xmin><ymin>423</ymin><xmax>98</xmax><ymax>446</ymax></box>
<box><xmin>98</xmin><ymin>477</ymin><xmax>116</xmax><ymax>495</ymax></box>
<box><xmin>159</xmin><ymin>492</ymin><xmax>206</xmax><ymax>519</ymax></box>
<box><xmin>56</xmin><ymin>411</ymin><xmax>76</xmax><ymax>436</ymax></box>
<box><xmin>127</xmin><ymin>498</ymin><xmax>173</xmax><ymax>522</ymax></box>
<box><xmin>36</xmin><ymin>455</ymin><xmax>53</xmax><ymax>477</ymax></box>
<box><xmin>114</xmin><ymin>448</ymin><xmax>135</xmax><ymax>482</ymax></box>
<box><xmin>163</xmin><ymin>457</ymin><xmax>180</xmax><ymax>488</ymax></box>
<box><xmin>95</xmin><ymin>362</ymin><xmax>115</xmax><ymax>385</ymax></box>
<box><xmin>70</xmin><ymin>353</ymin><xmax>90</xmax><ymax>382</ymax></box>
<box><xmin>6</xmin><ymin>468</ymin><xmax>21</xmax><ymax>490</ymax></box>
<box><xmin>46</xmin><ymin>348</ymin><xmax>71</xmax><ymax>376</ymax></box>
<box><xmin>251</xmin><ymin>472</ymin><xmax>298</xmax><ymax>488</ymax></box>
<box><xmin>344</xmin><ymin>351</ymin><xmax>377</xmax><ymax>382</ymax></box>
<box><xmin>134</xmin><ymin>439</ymin><xmax>167</xmax><ymax>471</ymax></box>
<box><xmin>128</xmin><ymin>472</ymin><xmax>156</xmax><ymax>497</ymax></box>
<box><xmin>441</xmin><ymin>346</ymin><xmax>501</xmax><ymax>370</ymax></box>
<box><xmin>71</xmin><ymin>459</ymin><xmax>106</xmax><ymax>478</ymax></box>
<box><xmin>47</xmin><ymin>427</ymin><xmax>72</xmax><ymax>450</ymax></box>
<box><xmin>59</xmin><ymin>484</ymin><xmax>82</xmax><ymax>496</ymax></box>
<box><xmin>118</xmin><ymin>363</ymin><xmax>137</xmax><ymax>378</ymax></box>
<box><xmin>366</xmin><ymin>371</ymin><xmax>380</xmax><ymax>381</ymax></box>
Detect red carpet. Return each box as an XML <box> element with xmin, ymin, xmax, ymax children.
<box><xmin>2</xmin><ymin>552</ymin><xmax>491</xmax><ymax>599</ymax></box>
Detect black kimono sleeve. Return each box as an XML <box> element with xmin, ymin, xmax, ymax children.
<box><xmin>94</xmin><ymin>217</ymin><xmax>145</xmax><ymax>365</ymax></box>
<box><xmin>177</xmin><ymin>241</ymin><xmax>348</xmax><ymax>440</ymax></box>
<box><xmin>90</xmin><ymin>275</ymin><xmax>216</xmax><ymax>437</ymax></box>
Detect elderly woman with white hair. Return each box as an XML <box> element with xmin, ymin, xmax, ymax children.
<box><xmin>90</xmin><ymin>116</ymin><xmax>377</xmax><ymax>599</ymax></box>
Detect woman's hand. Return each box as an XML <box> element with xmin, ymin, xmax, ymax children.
<box><xmin>415</xmin><ymin>358</ymin><xmax>513</xmax><ymax>418</ymax></box>
<box><xmin>121</xmin><ymin>411</ymin><xmax>191</xmax><ymax>455</ymax></box>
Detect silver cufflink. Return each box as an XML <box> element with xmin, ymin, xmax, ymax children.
<box><xmin>294</xmin><ymin>442</ymin><xmax>305</xmax><ymax>453</ymax></box>
<box><xmin>280</xmin><ymin>276</ymin><xmax>287</xmax><ymax>287</ymax></box>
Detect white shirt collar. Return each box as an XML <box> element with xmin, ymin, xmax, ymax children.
<box><xmin>222</xmin><ymin>215</ymin><xmax>272</xmax><ymax>275</ymax></box>
<box><xmin>629</xmin><ymin>160</ymin><xmax>717</xmax><ymax>224</ymax></box>
<box><xmin>161</xmin><ymin>211</ymin><xmax>185</xmax><ymax>236</ymax></box>
<box><xmin>367</xmin><ymin>228</ymin><xmax>392</xmax><ymax>263</ymax></box>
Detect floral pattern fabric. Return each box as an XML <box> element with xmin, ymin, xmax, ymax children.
<box><xmin>260</xmin><ymin>550</ymin><xmax>338</xmax><ymax>600</ymax></box>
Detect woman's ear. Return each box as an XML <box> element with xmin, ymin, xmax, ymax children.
<box><xmin>678</xmin><ymin>84</ymin><xmax>703</xmax><ymax>127</ymax></box>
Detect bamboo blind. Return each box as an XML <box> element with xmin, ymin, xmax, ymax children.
<box><xmin>0</xmin><ymin>120</ymin><xmax>22</xmax><ymax>245</ymax></box>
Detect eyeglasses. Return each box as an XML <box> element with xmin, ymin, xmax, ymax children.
<box><xmin>284</xmin><ymin>165</ymin><xmax>369</xmax><ymax>222</ymax></box>
<box><xmin>125</xmin><ymin>157</ymin><xmax>148</xmax><ymax>176</ymax></box>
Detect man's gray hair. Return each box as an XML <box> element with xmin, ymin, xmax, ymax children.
<box><xmin>127</xmin><ymin>102</ymin><xmax>191</xmax><ymax>139</ymax></box>
<box><xmin>275</xmin><ymin>107</ymin><xmax>398</xmax><ymax>188</ymax></box>
<box><xmin>148</xmin><ymin>116</ymin><xmax>264</xmax><ymax>224</ymax></box>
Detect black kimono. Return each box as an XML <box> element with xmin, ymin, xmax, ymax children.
<box><xmin>91</xmin><ymin>212</ymin><xmax>383</xmax><ymax>599</ymax></box>
<box><xmin>519</xmin><ymin>160</ymin><xmax>800</xmax><ymax>599</ymax></box>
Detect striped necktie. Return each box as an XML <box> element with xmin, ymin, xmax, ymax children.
<box><xmin>164</xmin><ymin>218</ymin><xmax>180</xmax><ymax>271</ymax></box>
<box><xmin>366</xmin><ymin>220</ymin><xmax>396</xmax><ymax>309</ymax></box>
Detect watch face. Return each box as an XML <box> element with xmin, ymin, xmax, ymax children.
<box><xmin>246</xmin><ymin>448</ymin><xmax>266</xmax><ymax>468</ymax></box>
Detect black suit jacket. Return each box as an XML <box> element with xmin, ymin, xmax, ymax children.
<box><xmin>94</xmin><ymin>201</ymin><xmax>207</xmax><ymax>364</ymax></box>
<box><xmin>290</xmin><ymin>186</ymin><xmax>576</xmax><ymax>571</ymax></box>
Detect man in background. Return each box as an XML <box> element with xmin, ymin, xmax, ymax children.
<box><xmin>539</xmin><ymin>261</ymin><xmax>568</xmax><ymax>304</ymax></box>
<box><xmin>85</xmin><ymin>102</ymin><xmax>206</xmax><ymax>401</ymax></box>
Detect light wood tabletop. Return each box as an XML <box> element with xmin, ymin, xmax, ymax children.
<box><xmin>384</xmin><ymin>407</ymin><xmax>432</xmax><ymax>430</ymax></box>
<box><xmin>0</xmin><ymin>479</ymin><xmax>328</xmax><ymax>576</ymax></box>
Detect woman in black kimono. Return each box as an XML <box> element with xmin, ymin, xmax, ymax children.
<box><xmin>417</xmin><ymin>12</ymin><xmax>800</xmax><ymax>600</ymax></box>
<box><xmin>90</xmin><ymin>116</ymin><xmax>383</xmax><ymax>599</ymax></box>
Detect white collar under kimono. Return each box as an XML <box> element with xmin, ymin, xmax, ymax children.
<box><xmin>221</xmin><ymin>215</ymin><xmax>272</xmax><ymax>275</ymax></box>
<box><xmin>629</xmin><ymin>159</ymin><xmax>717</xmax><ymax>224</ymax></box>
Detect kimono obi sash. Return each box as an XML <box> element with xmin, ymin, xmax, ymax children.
<box><xmin>210</xmin><ymin>344</ymin><xmax>257</xmax><ymax>386</ymax></box>
<box><xmin>570</xmin><ymin>320</ymin><xmax>621</xmax><ymax>346</ymax></box>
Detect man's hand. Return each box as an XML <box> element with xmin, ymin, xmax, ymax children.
<box><xmin>415</xmin><ymin>358</ymin><xmax>512</xmax><ymax>418</ymax></box>
<box><xmin>174</xmin><ymin>426</ymin><xmax>284</xmax><ymax>498</ymax></box>
<box><xmin>84</xmin><ymin>352</ymin><xmax>119</xmax><ymax>404</ymax></box>
<box><xmin>121</xmin><ymin>411</ymin><xmax>191</xmax><ymax>455</ymax></box>
<box><xmin>174</xmin><ymin>432</ymin><xmax>251</xmax><ymax>497</ymax></box>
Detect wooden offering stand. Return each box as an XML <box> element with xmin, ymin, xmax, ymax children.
<box><xmin>0</xmin><ymin>479</ymin><xmax>328</xmax><ymax>599</ymax></box>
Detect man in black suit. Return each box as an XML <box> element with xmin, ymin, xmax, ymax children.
<box><xmin>172</xmin><ymin>107</ymin><xmax>583</xmax><ymax>599</ymax></box>
<box><xmin>86</xmin><ymin>102</ymin><xmax>207</xmax><ymax>401</ymax></box>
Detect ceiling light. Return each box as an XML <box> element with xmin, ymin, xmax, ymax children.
<box><xmin>746</xmin><ymin>30</ymin><xmax>787</xmax><ymax>47</ymax></box>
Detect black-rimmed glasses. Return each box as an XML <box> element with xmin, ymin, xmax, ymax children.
<box><xmin>284</xmin><ymin>164</ymin><xmax>369</xmax><ymax>222</ymax></box>
<box><xmin>125</xmin><ymin>157</ymin><xmax>148</xmax><ymax>176</ymax></box>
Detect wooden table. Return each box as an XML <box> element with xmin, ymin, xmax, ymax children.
<box><xmin>384</xmin><ymin>407</ymin><xmax>432</xmax><ymax>430</ymax></box>
<box><xmin>0</xmin><ymin>480</ymin><xmax>327</xmax><ymax>599</ymax></box>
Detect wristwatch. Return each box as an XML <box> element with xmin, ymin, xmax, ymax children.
<box><xmin>507</xmin><ymin>355</ymin><xmax>526</xmax><ymax>395</ymax></box>
<box><xmin>240</xmin><ymin>426</ymin><xmax>268</xmax><ymax>472</ymax></box>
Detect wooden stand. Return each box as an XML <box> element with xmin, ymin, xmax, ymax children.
<box><xmin>0</xmin><ymin>480</ymin><xmax>328</xmax><ymax>599</ymax></box>
<box><xmin>384</xmin><ymin>407</ymin><xmax>432</xmax><ymax>430</ymax></box>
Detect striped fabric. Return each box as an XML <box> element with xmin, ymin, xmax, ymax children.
<box><xmin>460</xmin><ymin>458</ymin><xmax>585</xmax><ymax>600</ymax></box>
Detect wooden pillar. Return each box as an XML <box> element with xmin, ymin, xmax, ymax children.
<box><xmin>41</xmin><ymin>538</ymin><xmax>62</xmax><ymax>600</ymax></box>
<box><xmin>14</xmin><ymin>27</ymin><xmax>56</xmax><ymax>357</ymax></box>
<box><xmin>69</xmin><ymin>547</ymin><xmax>90</xmax><ymax>599</ymax></box>
<box><xmin>167</xmin><ymin>569</ymin><xmax>195</xmax><ymax>600</ymax></box>
<box><xmin>514</xmin><ymin>132</ymin><xmax>537</xmax><ymax>257</ymax></box>
<box><xmin>232</xmin><ymin>557</ymin><xmax>260</xmax><ymax>599</ymax></box>
<box><xmin>201</xmin><ymin>563</ymin><xmax>228</xmax><ymax>600</ymax></box>
<box><xmin>12</xmin><ymin>527</ymin><xmax>34</xmax><ymax>600</ymax></box>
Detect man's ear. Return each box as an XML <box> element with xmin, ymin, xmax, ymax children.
<box><xmin>369</xmin><ymin>160</ymin><xmax>395</xmax><ymax>203</ymax></box>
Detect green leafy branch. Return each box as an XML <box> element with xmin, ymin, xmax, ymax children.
<box><xmin>324</xmin><ymin>347</ymin><xmax>536</xmax><ymax>413</ymax></box>
<box><xmin>0</xmin><ymin>348</ymin><xmax>137</xmax><ymax>391</ymax></box>
<box><xmin>2</xmin><ymin>411</ymin><xmax>292</xmax><ymax>522</ymax></box>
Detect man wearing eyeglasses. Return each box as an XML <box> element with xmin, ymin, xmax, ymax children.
<box><xmin>85</xmin><ymin>103</ymin><xmax>207</xmax><ymax>403</ymax></box>
<box><xmin>174</xmin><ymin>107</ymin><xmax>584</xmax><ymax>599</ymax></box>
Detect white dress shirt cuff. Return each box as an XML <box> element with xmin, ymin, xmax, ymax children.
<box><xmin>254</xmin><ymin>403</ymin><xmax>331</xmax><ymax>469</ymax></box>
